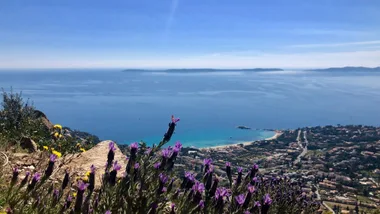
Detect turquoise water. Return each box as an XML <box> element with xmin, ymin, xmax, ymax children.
<box><xmin>138</xmin><ymin>128</ymin><xmax>275</xmax><ymax>148</ymax></box>
<box><xmin>1</xmin><ymin>69</ymin><xmax>380</xmax><ymax>148</ymax></box>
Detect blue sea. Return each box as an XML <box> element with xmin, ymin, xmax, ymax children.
<box><xmin>1</xmin><ymin>69</ymin><xmax>380</xmax><ymax>148</ymax></box>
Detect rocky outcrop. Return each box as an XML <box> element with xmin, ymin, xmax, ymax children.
<box><xmin>19</xmin><ymin>137</ymin><xmax>38</xmax><ymax>153</ymax></box>
<box><xmin>58</xmin><ymin>140</ymin><xmax>127</xmax><ymax>188</ymax></box>
<box><xmin>34</xmin><ymin>110</ymin><xmax>53</xmax><ymax>130</ymax></box>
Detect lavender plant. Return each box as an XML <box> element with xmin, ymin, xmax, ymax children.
<box><xmin>2</xmin><ymin>115</ymin><xmax>320</xmax><ymax>213</ymax></box>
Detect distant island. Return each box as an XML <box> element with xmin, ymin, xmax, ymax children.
<box><xmin>122</xmin><ymin>67</ymin><xmax>380</xmax><ymax>73</ymax></box>
<box><xmin>306</xmin><ymin>66</ymin><xmax>380</xmax><ymax>72</ymax></box>
<box><xmin>122</xmin><ymin>68</ymin><xmax>284</xmax><ymax>72</ymax></box>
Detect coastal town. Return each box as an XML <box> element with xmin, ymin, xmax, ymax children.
<box><xmin>177</xmin><ymin>125</ymin><xmax>380</xmax><ymax>213</ymax></box>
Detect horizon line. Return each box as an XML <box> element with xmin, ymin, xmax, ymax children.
<box><xmin>0</xmin><ymin>65</ymin><xmax>380</xmax><ymax>71</ymax></box>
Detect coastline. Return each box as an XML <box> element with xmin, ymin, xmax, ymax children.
<box><xmin>200</xmin><ymin>131</ymin><xmax>283</xmax><ymax>150</ymax></box>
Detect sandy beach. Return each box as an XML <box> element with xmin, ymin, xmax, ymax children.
<box><xmin>200</xmin><ymin>131</ymin><xmax>283</xmax><ymax>150</ymax></box>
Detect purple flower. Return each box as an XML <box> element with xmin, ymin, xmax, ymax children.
<box><xmin>90</xmin><ymin>165</ymin><xmax>96</xmax><ymax>173</ymax></box>
<box><xmin>159</xmin><ymin>173</ymin><xmax>168</xmax><ymax>184</ymax></box>
<box><xmin>244</xmin><ymin>211</ymin><xmax>251</xmax><ymax>214</ymax></box>
<box><xmin>248</xmin><ymin>185</ymin><xmax>255</xmax><ymax>193</ymax></box>
<box><xmin>215</xmin><ymin>187</ymin><xmax>230</xmax><ymax>199</ymax></box>
<box><xmin>109</xmin><ymin>141</ymin><xmax>116</xmax><ymax>151</ymax></box>
<box><xmin>185</xmin><ymin>171</ymin><xmax>195</xmax><ymax>181</ymax></box>
<box><xmin>54</xmin><ymin>189</ymin><xmax>59</xmax><ymax>197</ymax></box>
<box><xmin>105</xmin><ymin>211</ymin><xmax>111</xmax><ymax>214</ymax></box>
<box><xmin>130</xmin><ymin>142</ymin><xmax>138</xmax><ymax>151</ymax></box>
<box><xmin>154</xmin><ymin>162</ymin><xmax>161</xmax><ymax>169</ymax></box>
<box><xmin>33</xmin><ymin>172</ymin><xmax>41</xmax><ymax>182</ymax></box>
<box><xmin>263</xmin><ymin>194</ymin><xmax>272</xmax><ymax>205</ymax></box>
<box><xmin>113</xmin><ymin>161</ymin><xmax>122</xmax><ymax>171</ymax></box>
<box><xmin>171</xmin><ymin>115</ymin><xmax>180</xmax><ymax>123</ymax></box>
<box><xmin>254</xmin><ymin>201</ymin><xmax>261</xmax><ymax>207</ymax></box>
<box><xmin>134</xmin><ymin>163</ymin><xmax>140</xmax><ymax>169</ymax></box>
<box><xmin>173</xmin><ymin>146</ymin><xmax>180</xmax><ymax>154</ymax></box>
<box><xmin>203</xmin><ymin>158</ymin><xmax>212</xmax><ymax>166</ymax></box>
<box><xmin>199</xmin><ymin>200</ymin><xmax>205</xmax><ymax>208</ymax></box>
<box><xmin>226</xmin><ymin>162</ymin><xmax>231</xmax><ymax>167</ymax></box>
<box><xmin>13</xmin><ymin>167</ymin><xmax>19</xmax><ymax>173</ymax></box>
<box><xmin>67</xmin><ymin>195</ymin><xmax>73</xmax><ymax>202</ymax></box>
<box><xmin>162</xmin><ymin>148</ymin><xmax>171</xmax><ymax>158</ymax></box>
<box><xmin>238</xmin><ymin>167</ymin><xmax>243</xmax><ymax>173</ymax></box>
<box><xmin>235</xmin><ymin>194</ymin><xmax>245</xmax><ymax>205</ymax></box>
<box><xmin>253</xmin><ymin>164</ymin><xmax>259</xmax><ymax>170</ymax></box>
<box><xmin>174</xmin><ymin>141</ymin><xmax>182</xmax><ymax>149</ymax></box>
<box><xmin>77</xmin><ymin>180</ymin><xmax>89</xmax><ymax>191</ymax></box>
<box><xmin>252</xmin><ymin>177</ymin><xmax>259</xmax><ymax>183</ymax></box>
<box><xmin>192</xmin><ymin>181</ymin><xmax>205</xmax><ymax>193</ymax></box>
<box><xmin>50</xmin><ymin>154</ymin><xmax>57</xmax><ymax>162</ymax></box>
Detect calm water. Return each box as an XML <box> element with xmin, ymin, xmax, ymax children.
<box><xmin>1</xmin><ymin>69</ymin><xmax>380</xmax><ymax>147</ymax></box>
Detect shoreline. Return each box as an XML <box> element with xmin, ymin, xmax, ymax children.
<box><xmin>199</xmin><ymin>131</ymin><xmax>283</xmax><ymax>150</ymax></box>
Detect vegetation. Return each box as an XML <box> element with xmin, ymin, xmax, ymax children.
<box><xmin>0</xmin><ymin>89</ymin><xmax>96</xmax><ymax>154</ymax></box>
<box><xmin>0</xmin><ymin>89</ymin><xmax>49</xmax><ymax>148</ymax></box>
<box><xmin>0</xmin><ymin>93</ymin><xmax>320</xmax><ymax>213</ymax></box>
<box><xmin>2</xmin><ymin>140</ymin><xmax>320</xmax><ymax>213</ymax></box>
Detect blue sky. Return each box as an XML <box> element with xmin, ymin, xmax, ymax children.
<box><xmin>0</xmin><ymin>0</ymin><xmax>379</xmax><ymax>68</ymax></box>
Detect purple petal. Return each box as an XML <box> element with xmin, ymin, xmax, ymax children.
<box><xmin>235</xmin><ymin>194</ymin><xmax>245</xmax><ymax>205</ymax></box>
<box><xmin>113</xmin><ymin>161</ymin><xmax>122</xmax><ymax>171</ymax></box>
<box><xmin>199</xmin><ymin>200</ymin><xmax>205</xmax><ymax>208</ymax></box>
<box><xmin>109</xmin><ymin>141</ymin><xmax>116</xmax><ymax>151</ymax></box>
<box><xmin>263</xmin><ymin>194</ymin><xmax>272</xmax><ymax>205</ymax></box>
<box><xmin>33</xmin><ymin>172</ymin><xmax>41</xmax><ymax>181</ymax></box>
<box><xmin>248</xmin><ymin>185</ymin><xmax>256</xmax><ymax>193</ymax></box>
<box><xmin>159</xmin><ymin>173</ymin><xmax>168</xmax><ymax>184</ymax></box>
<box><xmin>77</xmin><ymin>180</ymin><xmax>89</xmax><ymax>191</ymax></box>
<box><xmin>253</xmin><ymin>163</ymin><xmax>259</xmax><ymax>170</ymax></box>
<box><xmin>130</xmin><ymin>142</ymin><xmax>139</xmax><ymax>150</ymax></box>
<box><xmin>134</xmin><ymin>162</ymin><xmax>140</xmax><ymax>169</ymax></box>
<box><xmin>162</xmin><ymin>148</ymin><xmax>171</xmax><ymax>158</ymax></box>
<box><xmin>90</xmin><ymin>165</ymin><xmax>96</xmax><ymax>173</ymax></box>
<box><xmin>154</xmin><ymin>162</ymin><xmax>161</xmax><ymax>169</ymax></box>
<box><xmin>203</xmin><ymin>158</ymin><xmax>212</xmax><ymax>166</ymax></box>
<box><xmin>50</xmin><ymin>154</ymin><xmax>57</xmax><ymax>162</ymax></box>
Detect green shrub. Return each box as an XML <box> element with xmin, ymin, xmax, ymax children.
<box><xmin>0</xmin><ymin>89</ymin><xmax>49</xmax><ymax>146</ymax></box>
<box><xmin>0</xmin><ymin>89</ymin><xmax>96</xmax><ymax>154</ymax></box>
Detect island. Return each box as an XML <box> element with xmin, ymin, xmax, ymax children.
<box><xmin>236</xmin><ymin>125</ymin><xmax>251</xmax><ymax>130</ymax></box>
<box><xmin>306</xmin><ymin>66</ymin><xmax>380</xmax><ymax>72</ymax></box>
<box><xmin>122</xmin><ymin>68</ymin><xmax>284</xmax><ymax>72</ymax></box>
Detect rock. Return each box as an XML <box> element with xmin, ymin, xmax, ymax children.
<box><xmin>34</xmin><ymin>110</ymin><xmax>53</xmax><ymax>130</ymax></box>
<box><xmin>59</xmin><ymin>140</ymin><xmax>127</xmax><ymax>188</ymax></box>
<box><xmin>237</xmin><ymin>126</ymin><xmax>251</xmax><ymax>130</ymax></box>
<box><xmin>20</xmin><ymin>137</ymin><xmax>38</xmax><ymax>153</ymax></box>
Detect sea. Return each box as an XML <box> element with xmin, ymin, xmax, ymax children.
<box><xmin>1</xmin><ymin>69</ymin><xmax>380</xmax><ymax>148</ymax></box>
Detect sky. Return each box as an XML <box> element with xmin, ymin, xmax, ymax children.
<box><xmin>0</xmin><ymin>0</ymin><xmax>380</xmax><ymax>69</ymax></box>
